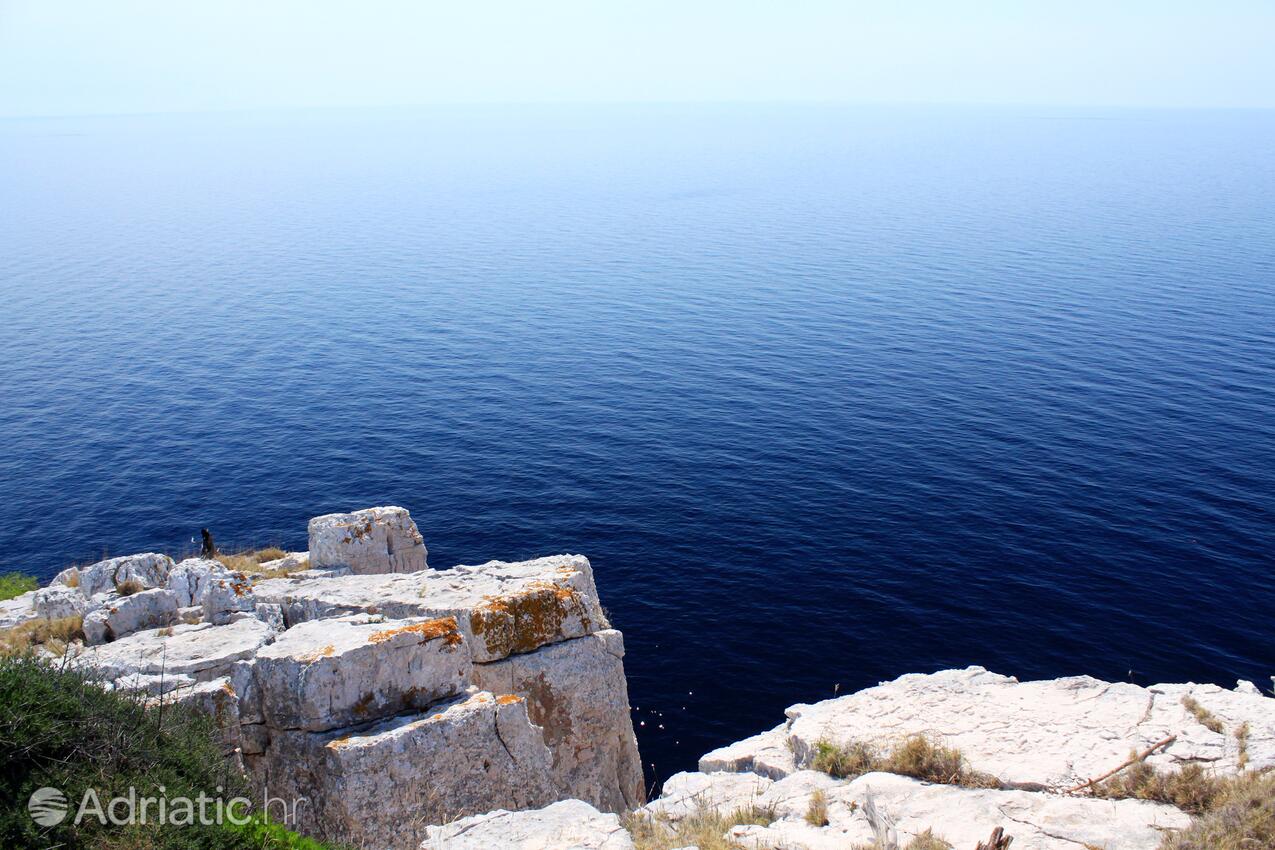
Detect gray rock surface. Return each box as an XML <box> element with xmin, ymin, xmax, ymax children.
<box><xmin>474</xmin><ymin>629</ymin><xmax>644</xmax><ymax>811</ymax></box>
<box><xmin>256</xmin><ymin>691</ymin><xmax>557</xmax><ymax>850</ymax></box>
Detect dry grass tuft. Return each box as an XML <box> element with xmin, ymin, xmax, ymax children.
<box><xmin>1181</xmin><ymin>695</ymin><xmax>1225</xmax><ymax>734</ymax></box>
<box><xmin>1236</xmin><ymin>722</ymin><xmax>1251</xmax><ymax>771</ymax></box>
<box><xmin>1158</xmin><ymin>770</ymin><xmax>1275</xmax><ymax>850</ymax></box>
<box><xmin>905</xmin><ymin>829</ymin><xmax>953</xmax><ymax>850</ymax></box>
<box><xmin>0</xmin><ymin>615</ymin><xmax>85</xmax><ymax>656</ymax></box>
<box><xmin>217</xmin><ymin>547</ymin><xmax>305</xmax><ymax>579</ymax></box>
<box><xmin>852</xmin><ymin>828</ymin><xmax>954</xmax><ymax>850</ymax></box>
<box><xmin>1093</xmin><ymin>760</ymin><xmax>1227</xmax><ymax>816</ymax></box>
<box><xmin>115</xmin><ymin>578</ymin><xmax>144</xmax><ymax>596</ymax></box>
<box><xmin>813</xmin><ymin>734</ymin><xmax>999</xmax><ymax>789</ymax></box>
<box><xmin>625</xmin><ymin>802</ymin><xmax>775</xmax><ymax>850</ymax></box>
<box><xmin>805</xmin><ymin>789</ymin><xmax>829</xmax><ymax>827</ymax></box>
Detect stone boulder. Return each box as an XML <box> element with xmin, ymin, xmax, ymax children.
<box><xmin>473</xmin><ymin>629</ymin><xmax>644</xmax><ymax>810</ymax></box>
<box><xmin>82</xmin><ymin>588</ymin><xmax>179</xmax><ymax>644</ymax></box>
<box><xmin>70</xmin><ymin>553</ymin><xmax>174</xmax><ymax>598</ymax></box>
<box><xmin>308</xmin><ymin>506</ymin><xmax>427</xmax><ymax>574</ymax></box>
<box><xmin>254</xmin><ymin>691</ymin><xmax>557</xmax><ymax>850</ymax></box>
<box><xmin>203</xmin><ymin>571</ymin><xmax>256</xmax><ymax>625</ymax></box>
<box><xmin>32</xmin><ymin>585</ymin><xmax>93</xmax><ymax>620</ymax></box>
<box><xmin>421</xmin><ymin>799</ymin><xmax>636</xmax><ymax>850</ymax></box>
<box><xmin>250</xmin><ymin>614</ymin><xmax>471</xmax><ymax>732</ymax></box>
<box><xmin>167</xmin><ymin>558</ymin><xmax>233</xmax><ymax>607</ymax></box>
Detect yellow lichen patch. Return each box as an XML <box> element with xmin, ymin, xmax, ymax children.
<box><xmin>468</xmin><ymin>583</ymin><xmax>585</xmax><ymax>657</ymax></box>
<box><xmin>367</xmin><ymin>616</ymin><xmax>463</xmax><ymax>647</ymax></box>
<box><xmin>326</xmin><ymin>733</ymin><xmax>355</xmax><ymax>750</ymax></box>
<box><xmin>299</xmin><ymin>644</ymin><xmax>336</xmax><ymax>663</ymax></box>
<box><xmin>496</xmin><ymin>694</ymin><xmax>523</xmax><ymax>705</ymax></box>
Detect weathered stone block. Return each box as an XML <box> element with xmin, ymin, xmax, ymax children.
<box><xmin>252</xmin><ymin>614</ymin><xmax>471</xmax><ymax>732</ymax></box>
<box><xmin>308</xmin><ymin>506</ymin><xmax>427</xmax><ymax>574</ymax></box>
<box><xmin>255</xmin><ymin>691</ymin><xmax>556</xmax><ymax>850</ymax></box>
<box><xmin>82</xmin><ymin>588</ymin><xmax>179</xmax><ymax>644</ymax></box>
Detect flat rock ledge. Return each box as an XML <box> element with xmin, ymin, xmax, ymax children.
<box><xmin>4</xmin><ymin>506</ymin><xmax>642</xmax><ymax>850</ymax></box>
<box><xmin>431</xmin><ymin>666</ymin><xmax>1272</xmax><ymax>850</ymax></box>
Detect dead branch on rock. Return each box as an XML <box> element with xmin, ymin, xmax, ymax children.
<box><xmin>975</xmin><ymin>826</ymin><xmax>1013</xmax><ymax>849</ymax></box>
<box><xmin>1064</xmin><ymin>734</ymin><xmax>1177</xmax><ymax>794</ymax></box>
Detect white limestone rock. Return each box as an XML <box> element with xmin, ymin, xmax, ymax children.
<box><xmin>699</xmin><ymin>723</ymin><xmax>796</xmax><ymax>780</ymax></box>
<box><xmin>74</xmin><ymin>553</ymin><xmax>174</xmax><ymax>598</ymax></box>
<box><xmin>641</xmin><ymin>771</ymin><xmax>774</xmax><ymax>822</ymax></box>
<box><xmin>1147</xmin><ymin>681</ymin><xmax>1275</xmax><ymax>772</ymax></box>
<box><xmin>421</xmin><ymin>799</ymin><xmax>636</xmax><ymax>850</ymax></box>
<box><xmin>308</xmin><ymin>506</ymin><xmax>427</xmax><ymax>574</ymax></box>
<box><xmin>254</xmin><ymin>691</ymin><xmax>556</xmax><ymax>850</ymax></box>
<box><xmin>203</xmin><ymin>571</ymin><xmax>256</xmax><ymax>625</ymax></box>
<box><xmin>784</xmin><ymin>666</ymin><xmax>1275</xmax><ymax>789</ymax></box>
<box><xmin>253</xmin><ymin>554</ymin><xmax>608</xmax><ymax>662</ymax></box>
<box><xmin>31</xmin><ymin>585</ymin><xmax>91</xmax><ymax>620</ymax></box>
<box><xmin>72</xmin><ymin>618</ymin><xmax>275</xmax><ymax>681</ymax></box>
<box><xmin>473</xmin><ymin>629</ymin><xmax>644</xmax><ymax>811</ymax></box>
<box><xmin>168</xmin><ymin>558</ymin><xmax>233</xmax><ymax>607</ymax></box>
<box><xmin>251</xmin><ymin>614</ymin><xmax>472</xmax><ymax>732</ymax></box>
<box><xmin>722</xmin><ymin>771</ymin><xmax>1190</xmax><ymax>850</ymax></box>
<box><xmin>0</xmin><ymin>590</ymin><xmax>38</xmax><ymax>628</ymax></box>
<box><xmin>111</xmin><ymin>671</ymin><xmax>198</xmax><ymax>696</ymax></box>
<box><xmin>82</xmin><ymin>588</ymin><xmax>179</xmax><ymax>644</ymax></box>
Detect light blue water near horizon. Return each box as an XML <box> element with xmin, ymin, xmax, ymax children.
<box><xmin>1</xmin><ymin>104</ymin><xmax>1273</xmax><ymax>783</ymax></box>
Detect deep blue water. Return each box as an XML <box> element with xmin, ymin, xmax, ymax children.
<box><xmin>1</xmin><ymin>104</ymin><xmax>1273</xmax><ymax>785</ymax></box>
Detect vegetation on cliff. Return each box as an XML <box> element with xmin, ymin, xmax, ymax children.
<box><xmin>0</xmin><ymin>654</ymin><xmax>333</xmax><ymax>849</ymax></box>
<box><xmin>0</xmin><ymin>571</ymin><xmax>37</xmax><ymax>601</ymax></box>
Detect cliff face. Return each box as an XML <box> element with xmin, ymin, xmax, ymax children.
<box><xmin>5</xmin><ymin>506</ymin><xmax>643</xmax><ymax>850</ymax></box>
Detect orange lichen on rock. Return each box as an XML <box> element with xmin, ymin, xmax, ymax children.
<box><xmin>368</xmin><ymin>615</ymin><xmax>463</xmax><ymax>647</ymax></box>
<box><xmin>468</xmin><ymin>582</ymin><xmax>587</xmax><ymax>657</ymax></box>
<box><xmin>496</xmin><ymin>694</ymin><xmax>523</xmax><ymax>705</ymax></box>
<box><xmin>299</xmin><ymin>644</ymin><xmax>336</xmax><ymax>662</ymax></box>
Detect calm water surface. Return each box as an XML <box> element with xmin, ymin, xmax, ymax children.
<box><xmin>1</xmin><ymin>105</ymin><xmax>1273</xmax><ymax>783</ymax></box>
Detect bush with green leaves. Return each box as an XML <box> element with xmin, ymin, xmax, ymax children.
<box><xmin>0</xmin><ymin>572</ymin><xmax>37</xmax><ymax>602</ymax></box>
<box><xmin>0</xmin><ymin>653</ymin><xmax>337</xmax><ymax>849</ymax></box>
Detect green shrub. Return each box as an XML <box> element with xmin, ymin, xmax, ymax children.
<box><xmin>0</xmin><ymin>572</ymin><xmax>37</xmax><ymax>602</ymax></box>
<box><xmin>0</xmin><ymin>654</ymin><xmax>336</xmax><ymax>849</ymax></box>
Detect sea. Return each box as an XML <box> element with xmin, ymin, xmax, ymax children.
<box><xmin>1</xmin><ymin>103</ymin><xmax>1272</xmax><ymax>784</ymax></box>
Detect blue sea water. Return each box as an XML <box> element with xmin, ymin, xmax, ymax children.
<box><xmin>1</xmin><ymin>104</ymin><xmax>1273</xmax><ymax>784</ymax></box>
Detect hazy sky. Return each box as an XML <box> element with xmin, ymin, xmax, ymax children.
<box><xmin>1</xmin><ymin>1</ymin><xmax>1272</xmax><ymax>116</ymax></box>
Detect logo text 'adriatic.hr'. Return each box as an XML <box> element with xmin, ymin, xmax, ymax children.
<box><xmin>26</xmin><ymin>786</ymin><xmax>308</xmax><ymax>828</ymax></box>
